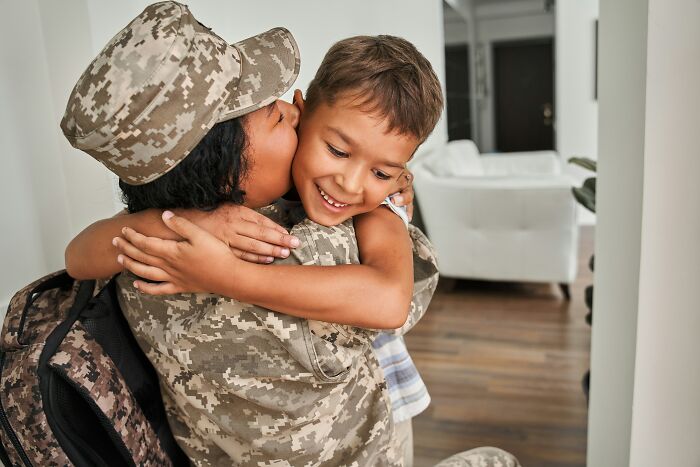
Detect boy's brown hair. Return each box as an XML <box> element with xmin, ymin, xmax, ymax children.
<box><xmin>305</xmin><ymin>35</ymin><xmax>444</xmax><ymax>143</ymax></box>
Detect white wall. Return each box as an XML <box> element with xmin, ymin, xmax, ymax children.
<box><xmin>556</xmin><ymin>0</ymin><xmax>599</xmax><ymax>225</ymax></box>
<box><xmin>587</xmin><ymin>0</ymin><xmax>647</xmax><ymax>463</ymax></box>
<box><xmin>0</xmin><ymin>1</ymin><xmax>78</xmax><ymax>310</ymax></box>
<box><xmin>444</xmin><ymin>0</ymin><xmax>472</xmax><ymax>46</ymax></box>
<box><xmin>628</xmin><ymin>0</ymin><xmax>700</xmax><ymax>464</ymax></box>
<box><xmin>1</xmin><ymin>1</ymin><xmax>446</xmax><ymax>310</ymax></box>
<box><xmin>589</xmin><ymin>0</ymin><xmax>700</xmax><ymax>465</ymax></box>
<box><xmin>84</xmin><ymin>0</ymin><xmax>447</xmax><ymax>155</ymax></box>
<box><xmin>0</xmin><ymin>9</ymin><xmax>48</xmax><ymax>310</ymax></box>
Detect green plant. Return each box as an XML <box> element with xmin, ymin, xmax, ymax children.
<box><xmin>569</xmin><ymin>157</ymin><xmax>596</xmax><ymax>401</ymax></box>
<box><xmin>569</xmin><ymin>157</ymin><xmax>597</xmax><ymax>214</ymax></box>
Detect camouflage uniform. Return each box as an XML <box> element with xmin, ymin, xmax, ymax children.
<box><xmin>434</xmin><ymin>447</ymin><xmax>522</xmax><ymax>467</ymax></box>
<box><xmin>117</xmin><ymin>201</ymin><xmax>439</xmax><ymax>466</ymax></box>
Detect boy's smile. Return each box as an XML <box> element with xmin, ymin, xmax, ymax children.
<box><xmin>292</xmin><ymin>93</ymin><xmax>419</xmax><ymax>227</ymax></box>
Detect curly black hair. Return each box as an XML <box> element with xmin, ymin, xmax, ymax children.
<box><xmin>119</xmin><ymin>117</ymin><xmax>248</xmax><ymax>213</ymax></box>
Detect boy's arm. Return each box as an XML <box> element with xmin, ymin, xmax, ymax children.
<box><xmin>242</xmin><ymin>207</ymin><xmax>414</xmax><ymax>329</ymax></box>
<box><xmin>65</xmin><ymin>205</ymin><xmax>299</xmax><ymax>280</ymax></box>
<box><xmin>116</xmin><ymin>209</ymin><xmax>415</xmax><ymax>329</ymax></box>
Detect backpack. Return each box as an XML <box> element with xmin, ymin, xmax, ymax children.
<box><xmin>0</xmin><ymin>270</ymin><xmax>189</xmax><ymax>467</ymax></box>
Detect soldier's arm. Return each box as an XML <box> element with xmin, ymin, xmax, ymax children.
<box><xmin>65</xmin><ymin>206</ymin><xmax>298</xmax><ymax>279</ymax></box>
<box><xmin>65</xmin><ymin>209</ymin><xmax>173</xmax><ymax>280</ymax></box>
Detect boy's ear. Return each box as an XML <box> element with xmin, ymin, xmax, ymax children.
<box><xmin>293</xmin><ymin>89</ymin><xmax>306</xmax><ymax>115</ymax></box>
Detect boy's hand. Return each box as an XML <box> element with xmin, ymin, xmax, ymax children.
<box><xmin>114</xmin><ymin>211</ymin><xmax>241</xmax><ymax>296</ymax></box>
<box><xmin>178</xmin><ymin>204</ymin><xmax>299</xmax><ymax>264</ymax></box>
<box><xmin>390</xmin><ymin>170</ymin><xmax>414</xmax><ymax>221</ymax></box>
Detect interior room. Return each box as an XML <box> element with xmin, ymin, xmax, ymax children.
<box><xmin>1</xmin><ymin>1</ymin><xmax>698</xmax><ymax>466</ymax></box>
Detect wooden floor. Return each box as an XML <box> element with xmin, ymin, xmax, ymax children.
<box><xmin>406</xmin><ymin>227</ymin><xmax>593</xmax><ymax>467</ymax></box>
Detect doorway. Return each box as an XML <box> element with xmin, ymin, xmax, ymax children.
<box><xmin>493</xmin><ymin>38</ymin><xmax>554</xmax><ymax>152</ymax></box>
<box><xmin>445</xmin><ymin>44</ymin><xmax>472</xmax><ymax>141</ymax></box>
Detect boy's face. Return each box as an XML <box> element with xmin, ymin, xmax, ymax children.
<box><xmin>292</xmin><ymin>93</ymin><xmax>419</xmax><ymax>227</ymax></box>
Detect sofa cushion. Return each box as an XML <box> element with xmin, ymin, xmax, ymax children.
<box><xmin>425</xmin><ymin>140</ymin><xmax>484</xmax><ymax>177</ymax></box>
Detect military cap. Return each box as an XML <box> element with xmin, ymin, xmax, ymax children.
<box><xmin>61</xmin><ymin>1</ymin><xmax>300</xmax><ymax>185</ymax></box>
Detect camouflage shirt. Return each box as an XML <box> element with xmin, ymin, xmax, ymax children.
<box><xmin>116</xmin><ymin>202</ymin><xmax>438</xmax><ymax>466</ymax></box>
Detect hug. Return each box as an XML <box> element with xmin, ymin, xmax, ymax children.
<box><xmin>0</xmin><ymin>2</ymin><xmax>519</xmax><ymax>466</ymax></box>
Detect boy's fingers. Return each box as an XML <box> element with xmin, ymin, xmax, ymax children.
<box><xmin>113</xmin><ymin>237</ymin><xmax>166</xmax><ymax>269</ymax></box>
<box><xmin>233</xmin><ymin>235</ymin><xmax>290</xmax><ymax>258</ymax></box>
<box><xmin>407</xmin><ymin>203</ymin><xmax>414</xmax><ymax>221</ymax></box>
<box><xmin>232</xmin><ymin>248</ymin><xmax>274</xmax><ymax>264</ymax></box>
<box><xmin>403</xmin><ymin>169</ymin><xmax>413</xmax><ymax>185</ymax></box>
<box><xmin>393</xmin><ymin>188</ymin><xmax>414</xmax><ymax>208</ymax></box>
<box><xmin>122</xmin><ymin>227</ymin><xmax>178</xmax><ymax>258</ymax></box>
<box><xmin>236</xmin><ymin>222</ymin><xmax>299</xmax><ymax>250</ymax></box>
<box><xmin>133</xmin><ymin>280</ymin><xmax>182</xmax><ymax>296</ymax></box>
<box><xmin>241</xmin><ymin>209</ymin><xmax>289</xmax><ymax>235</ymax></box>
<box><xmin>251</xmin><ymin>215</ymin><xmax>289</xmax><ymax>236</ymax></box>
<box><xmin>162</xmin><ymin>211</ymin><xmax>205</xmax><ymax>243</ymax></box>
<box><xmin>397</xmin><ymin>170</ymin><xmax>413</xmax><ymax>191</ymax></box>
<box><xmin>118</xmin><ymin>254</ymin><xmax>171</xmax><ymax>282</ymax></box>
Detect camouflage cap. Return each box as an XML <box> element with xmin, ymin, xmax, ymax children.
<box><xmin>61</xmin><ymin>1</ymin><xmax>300</xmax><ymax>185</ymax></box>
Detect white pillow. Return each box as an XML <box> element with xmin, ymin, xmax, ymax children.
<box><xmin>425</xmin><ymin>140</ymin><xmax>483</xmax><ymax>176</ymax></box>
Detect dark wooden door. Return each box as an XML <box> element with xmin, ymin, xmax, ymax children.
<box><xmin>445</xmin><ymin>44</ymin><xmax>471</xmax><ymax>141</ymax></box>
<box><xmin>493</xmin><ymin>38</ymin><xmax>554</xmax><ymax>151</ymax></box>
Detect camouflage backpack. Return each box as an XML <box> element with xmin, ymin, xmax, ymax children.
<box><xmin>0</xmin><ymin>270</ymin><xmax>189</xmax><ymax>466</ymax></box>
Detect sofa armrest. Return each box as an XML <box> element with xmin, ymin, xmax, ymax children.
<box><xmin>479</xmin><ymin>151</ymin><xmax>561</xmax><ymax>176</ymax></box>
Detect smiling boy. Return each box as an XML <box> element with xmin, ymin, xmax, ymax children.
<box><xmin>68</xmin><ymin>35</ymin><xmax>443</xmax><ymax>465</ymax></box>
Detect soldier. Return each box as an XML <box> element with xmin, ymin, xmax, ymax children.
<box><xmin>64</xmin><ymin>2</ymin><xmax>442</xmax><ymax>465</ymax></box>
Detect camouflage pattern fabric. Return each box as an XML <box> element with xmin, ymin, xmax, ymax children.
<box><xmin>1</xmin><ymin>270</ymin><xmax>70</xmax><ymax>351</ymax></box>
<box><xmin>0</xmin><ymin>273</ymin><xmax>79</xmax><ymax>466</ymax></box>
<box><xmin>117</xmin><ymin>202</ymin><xmax>439</xmax><ymax>466</ymax></box>
<box><xmin>433</xmin><ymin>447</ymin><xmax>522</xmax><ymax>467</ymax></box>
<box><xmin>49</xmin><ymin>322</ymin><xmax>172</xmax><ymax>466</ymax></box>
<box><xmin>385</xmin><ymin>224</ymin><xmax>438</xmax><ymax>336</ymax></box>
<box><xmin>61</xmin><ymin>1</ymin><xmax>300</xmax><ymax>185</ymax></box>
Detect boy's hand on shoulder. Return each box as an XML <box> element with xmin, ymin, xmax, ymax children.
<box><xmin>178</xmin><ymin>204</ymin><xmax>300</xmax><ymax>264</ymax></box>
<box><xmin>389</xmin><ymin>169</ymin><xmax>414</xmax><ymax>221</ymax></box>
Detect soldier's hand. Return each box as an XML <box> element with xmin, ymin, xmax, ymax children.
<box><xmin>113</xmin><ymin>211</ymin><xmax>244</xmax><ymax>296</ymax></box>
<box><xmin>179</xmin><ymin>203</ymin><xmax>299</xmax><ymax>264</ymax></box>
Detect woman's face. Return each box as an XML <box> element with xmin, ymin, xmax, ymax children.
<box><xmin>240</xmin><ymin>99</ymin><xmax>300</xmax><ymax>208</ymax></box>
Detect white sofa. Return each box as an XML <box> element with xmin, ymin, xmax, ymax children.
<box><xmin>411</xmin><ymin>140</ymin><xmax>578</xmax><ymax>297</ymax></box>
